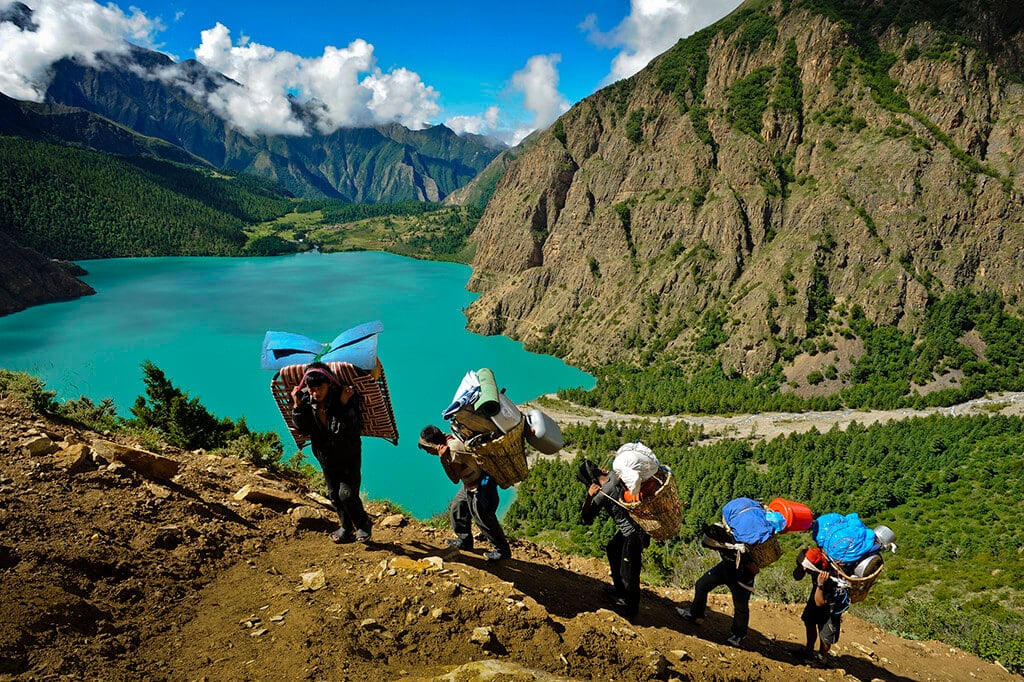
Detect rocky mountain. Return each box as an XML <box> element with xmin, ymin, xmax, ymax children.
<box><xmin>0</xmin><ymin>231</ymin><xmax>93</xmax><ymax>316</ymax></box>
<box><xmin>464</xmin><ymin>0</ymin><xmax>1024</xmax><ymax>377</ymax></box>
<box><xmin>0</xmin><ymin>395</ymin><xmax>1016</xmax><ymax>681</ymax></box>
<box><xmin>0</xmin><ymin>4</ymin><xmax>501</xmax><ymax>202</ymax></box>
<box><xmin>444</xmin><ymin>130</ymin><xmax>542</xmax><ymax>210</ymax></box>
<box><xmin>0</xmin><ymin>92</ymin><xmax>208</xmax><ymax>166</ymax></box>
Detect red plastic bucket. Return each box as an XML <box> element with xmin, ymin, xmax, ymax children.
<box><xmin>767</xmin><ymin>497</ymin><xmax>814</xmax><ymax>532</ymax></box>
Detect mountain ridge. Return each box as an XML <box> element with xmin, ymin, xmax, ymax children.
<box><xmin>40</xmin><ymin>45</ymin><xmax>501</xmax><ymax>201</ymax></box>
<box><xmin>0</xmin><ymin>3</ymin><xmax>503</xmax><ymax>203</ymax></box>
<box><xmin>463</xmin><ymin>0</ymin><xmax>1024</xmax><ymax>387</ymax></box>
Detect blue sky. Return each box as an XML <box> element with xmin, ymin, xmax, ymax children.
<box><xmin>0</xmin><ymin>0</ymin><xmax>742</xmax><ymax>144</ymax></box>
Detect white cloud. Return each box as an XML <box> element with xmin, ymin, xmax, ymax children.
<box><xmin>192</xmin><ymin>22</ymin><xmax>307</xmax><ymax>135</ymax></box>
<box><xmin>584</xmin><ymin>0</ymin><xmax>740</xmax><ymax>84</ymax></box>
<box><xmin>363</xmin><ymin>67</ymin><xmax>440</xmax><ymax>131</ymax></box>
<box><xmin>445</xmin><ymin>106</ymin><xmax>501</xmax><ymax>136</ymax></box>
<box><xmin>510</xmin><ymin>54</ymin><xmax>569</xmax><ymax>138</ymax></box>
<box><xmin>0</xmin><ymin>0</ymin><xmax>163</xmax><ymax>101</ymax></box>
<box><xmin>442</xmin><ymin>54</ymin><xmax>569</xmax><ymax>147</ymax></box>
<box><xmin>191</xmin><ymin>22</ymin><xmax>439</xmax><ymax>136</ymax></box>
<box><xmin>0</xmin><ymin>1</ymin><xmax>441</xmax><ymax>137</ymax></box>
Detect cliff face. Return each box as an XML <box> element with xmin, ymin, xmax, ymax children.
<box><xmin>465</xmin><ymin>0</ymin><xmax>1024</xmax><ymax>375</ymax></box>
<box><xmin>0</xmin><ymin>232</ymin><xmax>94</xmax><ymax>316</ymax></box>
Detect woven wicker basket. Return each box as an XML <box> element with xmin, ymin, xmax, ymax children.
<box><xmin>721</xmin><ymin>508</ymin><xmax>784</xmax><ymax>568</ymax></box>
<box><xmin>746</xmin><ymin>536</ymin><xmax>783</xmax><ymax>568</ymax></box>
<box><xmin>621</xmin><ymin>469</ymin><xmax>682</xmax><ymax>541</ymax></box>
<box><xmin>271</xmin><ymin>360</ymin><xmax>398</xmax><ymax>448</ymax></box>
<box><xmin>464</xmin><ymin>417</ymin><xmax>528</xmax><ymax>489</ymax></box>
<box><xmin>831</xmin><ymin>558</ymin><xmax>883</xmax><ymax>603</ymax></box>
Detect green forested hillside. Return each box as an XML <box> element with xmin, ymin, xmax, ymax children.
<box><xmin>0</xmin><ymin>135</ymin><xmax>483</xmax><ymax>264</ymax></box>
<box><xmin>560</xmin><ymin>291</ymin><xmax>1024</xmax><ymax>415</ymax></box>
<box><xmin>508</xmin><ymin>415</ymin><xmax>1024</xmax><ymax>669</ymax></box>
<box><xmin>0</xmin><ymin>136</ymin><xmax>294</xmax><ymax>258</ymax></box>
<box><xmin>257</xmin><ymin>198</ymin><xmax>483</xmax><ymax>263</ymax></box>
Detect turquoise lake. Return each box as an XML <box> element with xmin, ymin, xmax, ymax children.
<box><xmin>0</xmin><ymin>251</ymin><xmax>593</xmax><ymax>519</ymax></box>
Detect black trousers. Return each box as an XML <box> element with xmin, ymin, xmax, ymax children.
<box><xmin>690</xmin><ymin>559</ymin><xmax>753</xmax><ymax>638</ymax></box>
<box><xmin>449</xmin><ymin>479</ymin><xmax>510</xmax><ymax>554</ymax></box>
<box><xmin>608</xmin><ymin>531</ymin><xmax>647</xmax><ymax>615</ymax></box>
<box><xmin>323</xmin><ymin>462</ymin><xmax>372</xmax><ymax>532</ymax></box>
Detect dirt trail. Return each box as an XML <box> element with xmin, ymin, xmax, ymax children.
<box><xmin>525</xmin><ymin>392</ymin><xmax>1024</xmax><ymax>447</ymax></box>
<box><xmin>0</xmin><ymin>397</ymin><xmax>1019</xmax><ymax>681</ymax></box>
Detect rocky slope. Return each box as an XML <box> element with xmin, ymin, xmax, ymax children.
<box><xmin>0</xmin><ymin>396</ymin><xmax>1017</xmax><ymax>681</ymax></box>
<box><xmin>0</xmin><ymin>231</ymin><xmax>93</xmax><ymax>315</ymax></box>
<box><xmin>465</xmin><ymin>0</ymin><xmax>1024</xmax><ymax>376</ymax></box>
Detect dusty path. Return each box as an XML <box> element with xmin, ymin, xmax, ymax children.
<box><xmin>1</xmin><ymin>397</ymin><xmax>1020</xmax><ymax>680</ymax></box>
<box><xmin>524</xmin><ymin>392</ymin><xmax>1024</xmax><ymax>446</ymax></box>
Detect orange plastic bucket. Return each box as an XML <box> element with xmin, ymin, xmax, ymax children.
<box><xmin>767</xmin><ymin>497</ymin><xmax>814</xmax><ymax>532</ymax></box>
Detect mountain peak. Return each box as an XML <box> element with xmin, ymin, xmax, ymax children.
<box><xmin>0</xmin><ymin>2</ymin><xmax>37</xmax><ymax>31</ymax></box>
<box><xmin>465</xmin><ymin>0</ymin><xmax>1024</xmax><ymax>381</ymax></box>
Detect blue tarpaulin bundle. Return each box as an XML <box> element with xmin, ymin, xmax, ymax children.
<box><xmin>260</xmin><ymin>320</ymin><xmax>382</xmax><ymax>371</ymax></box>
<box><xmin>813</xmin><ymin>512</ymin><xmax>878</xmax><ymax>564</ymax></box>
<box><xmin>722</xmin><ymin>497</ymin><xmax>775</xmax><ymax>545</ymax></box>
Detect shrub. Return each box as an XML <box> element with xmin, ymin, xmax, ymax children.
<box><xmin>216</xmin><ymin>431</ymin><xmax>285</xmax><ymax>469</ymax></box>
<box><xmin>551</xmin><ymin>119</ymin><xmax>567</xmax><ymax>145</ymax></box>
<box><xmin>59</xmin><ymin>396</ymin><xmax>122</xmax><ymax>432</ymax></box>
<box><xmin>0</xmin><ymin>369</ymin><xmax>57</xmax><ymax>413</ymax></box>
<box><xmin>625</xmin><ymin>109</ymin><xmax>645</xmax><ymax>143</ymax></box>
<box><xmin>130</xmin><ymin>361</ymin><xmax>252</xmax><ymax>451</ymax></box>
<box><xmin>727</xmin><ymin>67</ymin><xmax>775</xmax><ymax>136</ymax></box>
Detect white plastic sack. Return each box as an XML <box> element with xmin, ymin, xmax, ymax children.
<box><xmin>612</xmin><ymin>441</ymin><xmax>661</xmax><ymax>498</ymax></box>
<box><xmin>442</xmin><ymin>371</ymin><xmax>481</xmax><ymax>420</ymax></box>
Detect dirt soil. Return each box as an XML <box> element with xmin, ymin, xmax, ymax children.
<box><xmin>0</xmin><ymin>396</ymin><xmax>1019</xmax><ymax>682</ymax></box>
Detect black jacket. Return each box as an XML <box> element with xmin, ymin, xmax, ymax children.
<box><xmin>292</xmin><ymin>388</ymin><xmax>362</xmax><ymax>474</ymax></box>
<box><xmin>581</xmin><ymin>475</ymin><xmax>647</xmax><ymax>539</ymax></box>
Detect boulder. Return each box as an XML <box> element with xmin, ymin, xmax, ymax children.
<box><xmin>233</xmin><ymin>484</ymin><xmax>305</xmax><ymax>508</ymax></box>
<box><xmin>90</xmin><ymin>439</ymin><xmax>179</xmax><ymax>480</ymax></box>
<box><xmin>56</xmin><ymin>443</ymin><xmax>93</xmax><ymax>474</ymax></box>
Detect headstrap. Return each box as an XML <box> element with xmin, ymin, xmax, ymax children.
<box><xmin>300</xmin><ymin>366</ymin><xmax>340</xmax><ymax>388</ymax></box>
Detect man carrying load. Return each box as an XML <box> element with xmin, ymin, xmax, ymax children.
<box><xmin>677</xmin><ymin>497</ymin><xmax>787</xmax><ymax>648</ymax></box>
<box><xmin>419</xmin><ymin>425</ymin><xmax>512</xmax><ymax>562</ymax></box>
<box><xmin>577</xmin><ymin>459</ymin><xmax>651</xmax><ymax>620</ymax></box>
<box><xmin>792</xmin><ymin>547</ymin><xmax>848</xmax><ymax>666</ymax></box>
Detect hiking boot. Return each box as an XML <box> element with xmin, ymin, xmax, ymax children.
<box><xmin>446</xmin><ymin>539</ymin><xmax>472</xmax><ymax>550</ymax></box>
<box><xmin>602</xmin><ymin>585</ymin><xmax>621</xmax><ymax>598</ymax></box>
<box><xmin>675</xmin><ymin>607</ymin><xmax>702</xmax><ymax>624</ymax></box>
<box><xmin>483</xmin><ymin>549</ymin><xmax>508</xmax><ymax>561</ymax></box>
<box><xmin>329</xmin><ymin>528</ymin><xmax>355</xmax><ymax>544</ymax></box>
<box><xmin>609</xmin><ymin>599</ymin><xmax>638</xmax><ymax>620</ymax></box>
<box><xmin>726</xmin><ymin>634</ymin><xmax>744</xmax><ymax>647</ymax></box>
